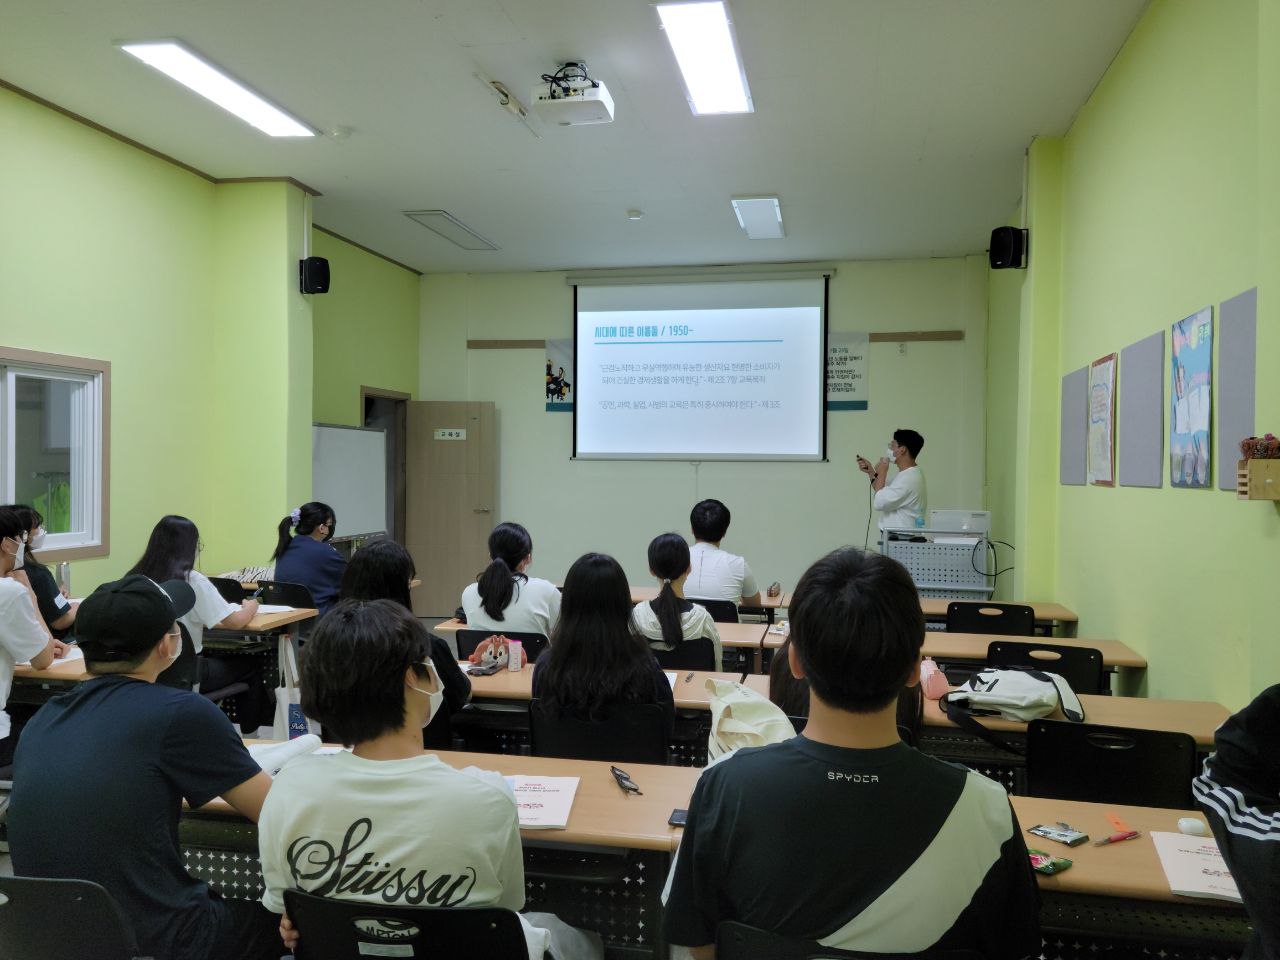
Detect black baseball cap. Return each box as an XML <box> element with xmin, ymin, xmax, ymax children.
<box><xmin>76</xmin><ymin>574</ymin><xmax>196</xmax><ymax>663</ymax></box>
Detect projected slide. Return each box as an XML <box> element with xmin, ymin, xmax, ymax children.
<box><xmin>574</xmin><ymin>280</ymin><xmax>825</xmax><ymax>460</ymax></box>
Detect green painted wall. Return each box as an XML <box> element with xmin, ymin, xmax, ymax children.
<box><xmin>997</xmin><ymin>0</ymin><xmax>1275</xmax><ymax>707</ymax></box>
<box><xmin>0</xmin><ymin>87</ymin><xmax>313</xmax><ymax>587</ymax></box>
<box><xmin>420</xmin><ymin>258</ymin><xmax>990</xmax><ymax>596</ymax></box>
<box><xmin>311</xmin><ymin>230</ymin><xmax>419</xmax><ymax>427</ymax></box>
<box><xmin>984</xmin><ymin>204</ymin><xmax>1024</xmax><ymax>598</ymax></box>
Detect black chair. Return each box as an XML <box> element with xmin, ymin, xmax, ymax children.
<box><xmin>456</xmin><ymin>629</ymin><xmax>549</xmax><ymax>664</ymax></box>
<box><xmin>0</xmin><ymin>876</ymin><xmax>149</xmax><ymax>960</ymax></box>
<box><xmin>652</xmin><ymin>637</ymin><xmax>716</xmax><ymax>671</ymax></box>
<box><xmin>945</xmin><ymin>602</ymin><xmax>1035</xmax><ymax>636</ymax></box>
<box><xmin>986</xmin><ymin>640</ymin><xmax>1106</xmax><ymax>696</ymax></box>
<box><xmin>284</xmin><ymin>888</ymin><xmax>526</xmax><ymax>960</ymax></box>
<box><xmin>529</xmin><ymin>698</ymin><xmax>668</xmax><ymax>764</ymax></box>
<box><xmin>208</xmin><ymin>577</ymin><xmax>246</xmax><ymax>603</ymax></box>
<box><xmin>689</xmin><ymin>597</ymin><xmax>740</xmax><ymax>624</ymax></box>
<box><xmin>156</xmin><ymin>625</ymin><xmax>250</xmax><ymax>706</ymax></box>
<box><xmin>1026</xmin><ymin>719</ymin><xmax>1197</xmax><ymax>808</ymax></box>
<box><xmin>254</xmin><ymin>580</ymin><xmax>316</xmax><ymax>608</ymax></box>
<box><xmin>718</xmin><ymin>920</ymin><xmax>986</xmax><ymax>960</ymax></box>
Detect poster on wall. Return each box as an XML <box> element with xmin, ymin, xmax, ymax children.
<box><xmin>826</xmin><ymin>332</ymin><xmax>869</xmax><ymax>410</ymax></box>
<box><xmin>1087</xmin><ymin>353</ymin><xmax>1117</xmax><ymax>486</ymax></box>
<box><xmin>544</xmin><ymin>339</ymin><xmax>574</xmax><ymax>412</ymax></box>
<box><xmin>1170</xmin><ymin>307</ymin><xmax>1212</xmax><ymax>488</ymax></box>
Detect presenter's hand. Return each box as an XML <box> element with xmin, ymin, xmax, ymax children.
<box><xmin>856</xmin><ymin>455</ymin><xmax>874</xmax><ymax>477</ymax></box>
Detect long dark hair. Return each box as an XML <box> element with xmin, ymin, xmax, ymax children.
<box><xmin>11</xmin><ymin>505</ymin><xmax>45</xmax><ymax>568</ymax></box>
<box><xmin>539</xmin><ymin>553</ymin><xmax>655</xmax><ymax>718</ymax></box>
<box><xmin>647</xmin><ymin>533</ymin><xmax>689</xmax><ymax>648</ymax></box>
<box><xmin>128</xmin><ymin>515</ymin><xmax>200</xmax><ymax>583</ymax></box>
<box><xmin>273</xmin><ymin>502</ymin><xmax>335</xmax><ymax>562</ymax></box>
<box><xmin>476</xmin><ymin>522</ymin><xmax>531</xmax><ymax>621</ymax></box>
<box><xmin>340</xmin><ymin>540</ymin><xmax>415</xmax><ymax>611</ymax></box>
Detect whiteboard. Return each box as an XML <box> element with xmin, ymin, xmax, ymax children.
<box><xmin>312</xmin><ymin>424</ymin><xmax>387</xmax><ymax>538</ymax></box>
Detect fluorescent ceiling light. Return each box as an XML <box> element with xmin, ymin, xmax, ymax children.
<box><xmin>404</xmin><ymin>210</ymin><xmax>499</xmax><ymax>251</ymax></box>
<box><xmin>119</xmin><ymin>41</ymin><xmax>314</xmax><ymax>137</ymax></box>
<box><xmin>731</xmin><ymin>196</ymin><xmax>784</xmax><ymax>239</ymax></box>
<box><xmin>656</xmin><ymin>1</ymin><xmax>753</xmax><ymax>115</ymax></box>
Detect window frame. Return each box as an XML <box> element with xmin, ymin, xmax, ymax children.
<box><xmin>0</xmin><ymin>346</ymin><xmax>111</xmax><ymax>561</ymax></box>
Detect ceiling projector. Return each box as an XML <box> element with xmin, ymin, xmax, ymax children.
<box><xmin>531</xmin><ymin>61</ymin><xmax>614</xmax><ymax>126</ymax></box>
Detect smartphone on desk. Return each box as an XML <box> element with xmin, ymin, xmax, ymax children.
<box><xmin>668</xmin><ymin>809</ymin><xmax>688</xmax><ymax>827</ymax></box>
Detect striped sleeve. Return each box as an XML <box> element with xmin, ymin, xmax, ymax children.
<box><xmin>1192</xmin><ymin>685</ymin><xmax>1280</xmax><ymax>959</ymax></box>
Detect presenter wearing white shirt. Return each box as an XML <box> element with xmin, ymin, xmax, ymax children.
<box><xmin>857</xmin><ymin>429</ymin><xmax>927</xmax><ymax>538</ymax></box>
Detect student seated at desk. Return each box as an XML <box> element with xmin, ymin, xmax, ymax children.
<box><xmin>339</xmin><ymin>539</ymin><xmax>471</xmax><ymax>747</ymax></box>
<box><xmin>767</xmin><ymin>635</ymin><xmax>923</xmax><ymax>745</ymax></box>
<box><xmin>8</xmin><ymin>575</ymin><xmax>278</xmax><ymax>960</ymax></box>
<box><xmin>461</xmin><ymin>521</ymin><xmax>560</xmax><ymax>637</ymax></box>
<box><xmin>272</xmin><ymin>500</ymin><xmax>344</xmax><ymax>615</ymax></box>
<box><xmin>9</xmin><ymin>504</ymin><xmax>77</xmax><ymax>638</ymax></box>
<box><xmin>0</xmin><ymin>505</ymin><xmax>62</xmax><ymax>767</ymax></box>
<box><xmin>1193</xmin><ymin>683</ymin><xmax>1280</xmax><ymax>960</ymax></box>
<box><xmin>532</xmin><ymin>552</ymin><xmax>674</xmax><ymax>738</ymax></box>
<box><xmin>260</xmin><ymin>599</ymin><xmax>602</xmax><ymax>960</ymax></box>
<box><xmin>686</xmin><ymin>499</ymin><xmax>762</xmax><ymax>608</ymax></box>
<box><xmin>632</xmin><ymin>533</ymin><xmax>722</xmax><ymax>670</ymax></box>
<box><xmin>128</xmin><ymin>515</ymin><xmax>266</xmax><ymax>733</ymax></box>
<box><xmin>663</xmin><ymin>548</ymin><xmax>1039</xmax><ymax>960</ymax></box>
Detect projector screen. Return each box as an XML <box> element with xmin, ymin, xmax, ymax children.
<box><xmin>574</xmin><ymin>278</ymin><xmax>827</xmax><ymax>461</ymax></box>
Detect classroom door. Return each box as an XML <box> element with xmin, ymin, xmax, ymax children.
<box><xmin>405</xmin><ymin>401</ymin><xmax>496</xmax><ymax>617</ymax></box>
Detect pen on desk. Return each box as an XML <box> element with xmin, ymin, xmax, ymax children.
<box><xmin>684</xmin><ymin>672</ymin><xmax>694</xmax><ymax>683</ymax></box>
<box><xmin>1094</xmin><ymin>831</ymin><xmax>1141</xmax><ymax>846</ymax></box>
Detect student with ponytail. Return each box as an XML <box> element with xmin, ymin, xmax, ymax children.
<box><xmin>272</xmin><ymin>501</ymin><xmax>345</xmax><ymax>615</ymax></box>
<box><xmin>632</xmin><ymin>533</ymin><xmax>723</xmax><ymax>670</ymax></box>
<box><xmin>461</xmin><ymin>521</ymin><xmax>561</xmax><ymax>636</ymax></box>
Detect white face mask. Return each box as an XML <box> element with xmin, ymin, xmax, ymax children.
<box><xmin>165</xmin><ymin>630</ymin><xmax>182</xmax><ymax>666</ymax></box>
<box><xmin>885</xmin><ymin>446</ymin><xmax>895</xmax><ymax>462</ymax></box>
<box><xmin>409</xmin><ymin>661</ymin><xmax>444</xmax><ymax>728</ymax></box>
<box><xmin>30</xmin><ymin>528</ymin><xmax>46</xmax><ymax>551</ymax></box>
<box><xmin>3</xmin><ymin>535</ymin><xmax>25</xmax><ymax>570</ymax></box>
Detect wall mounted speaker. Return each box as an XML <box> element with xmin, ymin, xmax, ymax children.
<box><xmin>989</xmin><ymin>227</ymin><xmax>1028</xmax><ymax>270</ymax></box>
<box><xmin>299</xmin><ymin>256</ymin><xmax>330</xmax><ymax>293</ymax></box>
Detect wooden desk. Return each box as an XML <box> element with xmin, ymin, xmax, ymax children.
<box><xmin>922</xmin><ymin>693</ymin><xmax>1227</xmax><ymax>747</ymax></box>
<box><xmin>627</xmin><ymin>585</ymin><xmax>783</xmax><ymax>610</ymax></box>
<box><xmin>13</xmin><ymin>654</ymin><xmax>90</xmax><ymax>684</ymax></box>
<box><xmin>466</xmin><ymin>665</ymin><xmax>744</xmax><ymax>711</ymax></box>
<box><xmin>760</xmin><ymin>628</ymin><xmax>1144</xmax><ymax>669</ymax></box>
<box><xmin>435</xmin><ymin>619</ymin><xmax>769</xmax><ymax>672</ymax></box>
<box><xmin>781</xmin><ymin>595</ymin><xmax>1081</xmax><ymax>635</ymax></box>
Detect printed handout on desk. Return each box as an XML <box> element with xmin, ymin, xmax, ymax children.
<box><xmin>255</xmin><ymin>604</ymin><xmax>294</xmax><ymax>614</ymax></box>
<box><xmin>665</xmin><ymin>671</ymin><xmax>677</xmax><ymax>690</ymax></box>
<box><xmin>1151</xmin><ymin>831</ymin><xmax>1242</xmax><ymax>903</ymax></box>
<box><xmin>504</xmin><ymin>776</ymin><xmax>579</xmax><ymax>830</ymax></box>
<box><xmin>19</xmin><ymin>645</ymin><xmax>84</xmax><ymax>668</ymax></box>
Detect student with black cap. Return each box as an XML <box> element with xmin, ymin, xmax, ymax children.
<box><xmin>8</xmin><ymin>575</ymin><xmax>280</xmax><ymax>960</ymax></box>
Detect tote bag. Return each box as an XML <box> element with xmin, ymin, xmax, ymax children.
<box><xmin>705</xmin><ymin>678</ymin><xmax>796</xmax><ymax>762</ymax></box>
<box><xmin>272</xmin><ymin>635</ymin><xmax>319</xmax><ymax>740</ymax></box>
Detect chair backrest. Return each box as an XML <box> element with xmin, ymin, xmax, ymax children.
<box><xmin>284</xmin><ymin>889</ymin><xmax>527</xmax><ymax>960</ymax></box>
<box><xmin>689</xmin><ymin>597</ymin><xmax>740</xmax><ymax>624</ymax></box>
<box><xmin>0</xmin><ymin>876</ymin><xmax>143</xmax><ymax>960</ymax></box>
<box><xmin>717</xmin><ymin>921</ymin><xmax>986</xmax><ymax>960</ymax></box>
<box><xmin>945</xmin><ymin>602</ymin><xmax>1035</xmax><ymax>636</ymax></box>
<box><xmin>255</xmin><ymin>579</ymin><xmax>316</xmax><ymax>609</ymax></box>
<box><xmin>651</xmin><ymin>637</ymin><xmax>716</xmax><ymax>671</ymax></box>
<box><xmin>1026</xmin><ymin>719</ymin><xmax>1197</xmax><ymax>808</ymax></box>
<box><xmin>529</xmin><ymin>698</ymin><xmax>668</xmax><ymax>764</ymax></box>
<box><xmin>455</xmin><ymin>629</ymin><xmax>549</xmax><ymax>663</ymax></box>
<box><xmin>208</xmin><ymin>576</ymin><xmax>246</xmax><ymax>603</ymax></box>
<box><xmin>986</xmin><ymin>640</ymin><xmax>1105</xmax><ymax>696</ymax></box>
<box><xmin>155</xmin><ymin>623</ymin><xmax>198</xmax><ymax>690</ymax></box>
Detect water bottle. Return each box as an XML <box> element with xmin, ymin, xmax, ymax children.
<box><xmin>508</xmin><ymin>639</ymin><xmax>523</xmax><ymax>671</ymax></box>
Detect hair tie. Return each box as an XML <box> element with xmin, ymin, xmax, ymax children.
<box><xmin>662</xmin><ymin>578</ymin><xmax>671</xmax><ymax>585</ymax></box>
<box><xmin>290</xmin><ymin>507</ymin><xmax>302</xmax><ymax>524</ymax></box>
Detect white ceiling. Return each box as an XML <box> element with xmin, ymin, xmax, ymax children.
<box><xmin>3</xmin><ymin>0</ymin><xmax>1147</xmax><ymax>274</ymax></box>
